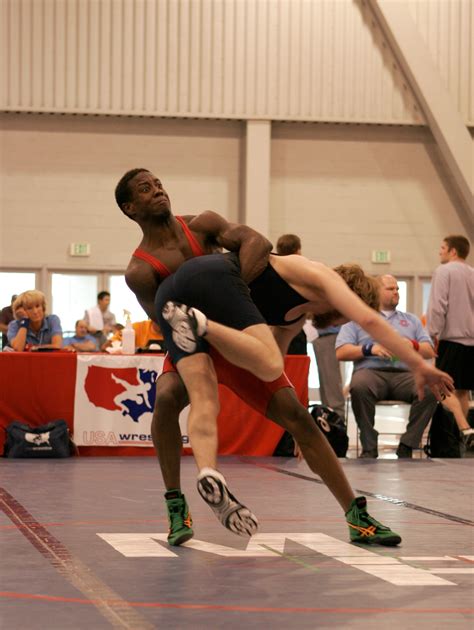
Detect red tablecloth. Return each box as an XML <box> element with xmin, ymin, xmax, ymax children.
<box><xmin>0</xmin><ymin>353</ymin><xmax>309</xmax><ymax>456</ymax></box>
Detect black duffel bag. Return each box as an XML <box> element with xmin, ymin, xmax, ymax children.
<box><xmin>309</xmin><ymin>404</ymin><xmax>349</xmax><ymax>457</ymax></box>
<box><xmin>4</xmin><ymin>420</ymin><xmax>73</xmax><ymax>458</ymax></box>
<box><xmin>424</xmin><ymin>404</ymin><xmax>464</xmax><ymax>458</ymax></box>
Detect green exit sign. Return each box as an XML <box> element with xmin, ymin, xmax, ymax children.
<box><xmin>372</xmin><ymin>250</ymin><xmax>391</xmax><ymax>264</ymax></box>
<box><xmin>69</xmin><ymin>243</ymin><xmax>91</xmax><ymax>257</ymax></box>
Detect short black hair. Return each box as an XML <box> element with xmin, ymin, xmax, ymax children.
<box><xmin>444</xmin><ymin>234</ymin><xmax>470</xmax><ymax>259</ymax></box>
<box><xmin>98</xmin><ymin>291</ymin><xmax>110</xmax><ymax>301</ymax></box>
<box><xmin>276</xmin><ymin>234</ymin><xmax>301</xmax><ymax>255</ymax></box>
<box><xmin>115</xmin><ymin>168</ymin><xmax>149</xmax><ymax>212</ymax></box>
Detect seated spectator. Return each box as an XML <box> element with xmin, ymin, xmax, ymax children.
<box><xmin>102</xmin><ymin>319</ymin><xmax>164</xmax><ymax>352</ymax></box>
<box><xmin>335</xmin><ymin>274</ymin><xmax>437</xmax><ymax>458</ymax></box>
<box><xmin>84</xmin><ymin>291</ymin><xmax>117</xmax><ymax>347</ymax></box>
<box><xmin>3</xmin><ymin>300</ymin><xmax>27</xmax><ymax>352</ymax></box>
<box><xmin>7</xmin><ymin>290</ymin><xmax>63</xmax><ymax>352</ymax></box>
<box><xmin>311</xmin><ymin>323</ymin><xmax>346</xmax><ymax>420</ymax></box>
<box><xmin>0</xmin><ymin>294</ymin><xmax>17</xmax><ymax>349</ymax></box>
<box><xmin>63</xmin><ymin>319</ymin><xmax>99</xmax><ymax>352</ymax></box>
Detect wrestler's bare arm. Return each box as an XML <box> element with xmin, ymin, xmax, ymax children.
<box><xmin>125</xmin><ymin>259</ymin><xmax>160</xmax><ymax>322</ymax></box>
<box><xmin>283</xmin><ymin>258</ymin><xmax>424</xmax><ymax>368</ymax></box>
<box><xmin>274</xmin><ymin>255</ymin><xmax>454</xmax><ymax>398</ymax></box>
<box><xmin>189</xmin><ymin>211</ymin><xmax>272</xmax><ymax>282</ymax></box>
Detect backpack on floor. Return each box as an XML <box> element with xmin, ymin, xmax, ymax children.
<box><xmin>272</xmin><ymin>430</ymin><xmax>296</xmax><ymax>457</ymax></box>
<box><xmin>424</xmin><ymin>404</ymin><xmax>464</xmax><ymax>458</ymax></box>
<box><xmin>273</xmin><ymin>404</ymin><xmax>349</xmax><ymax>458</ymax></box>
<box><xmin>309</xmin><ymin>404</ymin><xmax>349</xmax><ymax>458</ymax></box>
<box><xmin>4</xmin><ymin>420</ymin><xmax>74</xmax><ymax>458</ymax></box>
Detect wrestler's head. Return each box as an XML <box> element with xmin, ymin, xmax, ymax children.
<box><xmin>312</xmin><ymin>265</ymin><xmax>379</xmax><ymax>328</ymax></box>
<box><xmin>115</xmin><ymin>169</ymin><xmax>171</xmax><ymax>222</ymax></box>
<box><xmin>334</xmin><ymin>264</ymin><xmax>380</xmax><ymax>311</ymax></box>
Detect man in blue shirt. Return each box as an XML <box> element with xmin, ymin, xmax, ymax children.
<box><xmin>63</xmin><ymin>319</ymin><xmax>99</xmax><ymax>352</ymax></box>
<box><xmin>336</xmin><ymin>275</ymin><xmax>436</xmax><ymax>458</ymax></box>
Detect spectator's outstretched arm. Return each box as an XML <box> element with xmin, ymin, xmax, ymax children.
<box><xmin>336</xmin><ymin>342</ymin><xmax>393</xmax><ymax>361</ymax></box>
<box><xmin>30</xmin><ymin>333</ymin><xmax>63</xmax><ymax>351</ymax></box>
<box><xmin>417</xmin><ymin>341</ymin><xmax>435</xmax><ymax>359</ymax></box>
<box><xmin>65</xmin><ymin>339</ymin><xmax>97</xmax><ymax>352</ymax></box>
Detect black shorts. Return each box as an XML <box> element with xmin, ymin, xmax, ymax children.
<box><xmin>155</xmin><ymin>253</ymin><xmax>266</xmax><ymax>364</ymax></box>
<box><xmin>436</xmin><ymin>340</ymin><xmax>474</xmax><ymax>390</ymax></box>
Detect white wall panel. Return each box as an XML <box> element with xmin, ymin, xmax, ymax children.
<box><xmin>1</xmin><ymin>1</ymin><xmax>471</xmax><ymax>123</ymax></box>
<box><xmin>0</xmin><ymin>0</ymin><xmax>440</xmax><ymax>124</ymax></box>
<box><xmin>0</xmin><ymin>114</ymin><xmax>243</xmax><ymax>269</ymax></box>
<box><xmin>406</xmin><ymin>0</ymin><xmax>473</xmax><ymax>123</ymax></box>
<box><xmin>270</xmin><ymin>122</ymin><xmax>467</xmax><ymax>275</ymax></box>
<box><xmin>0</xmin><ymin>113</ymin><xmax>467</xmax><ymax>278</ymax></box>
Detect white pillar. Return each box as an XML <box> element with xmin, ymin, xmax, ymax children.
<box><xmin>244</xmin><ymin>120</ymin><xmax>271</xmax><ymax>237</ymax></box>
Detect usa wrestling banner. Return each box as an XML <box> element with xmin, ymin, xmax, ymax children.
<box><xmin>74</xmin><ymin>354</ymin><xmax>190</xmax><ymax>447</ymax></box>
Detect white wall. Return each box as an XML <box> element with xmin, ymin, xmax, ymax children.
<box><xmin>0</xmin><ymin>113</ymin><xmax>243</xmax><ymax>270</ymax></box>
<box><xmin>270</xmin><ymin>123</ymin><xmax>467</xmax><ymax>274</ymax></box>
<box><xmin>0</xmin><ymin>113</ymin><xmax>468</xmax><ymax>284</ymax></box>
<box><xmin>2</xmin><ymin>0</ymin><xmax>472</xmax><ymax>126</ymax></box>
<box><xmin>1</xmin><ymin>0</ymin><xmax>471</xmax><ymax>280</ymax></box>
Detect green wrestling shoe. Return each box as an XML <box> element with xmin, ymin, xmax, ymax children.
<box><xmin>165</xmin><ymin>490</ymin><xmax>194</xmax><ymax>546</ymax></box>
<box><xmin>345</xmin><ymin>496</ymin><xmax>402</xmax><ymax>546</ymax></box>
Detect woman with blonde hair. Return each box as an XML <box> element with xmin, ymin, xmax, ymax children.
<box><xmin>8</xmin><ymin>290</ymin><xmax>62</xmax><ymax>352</ymax></box>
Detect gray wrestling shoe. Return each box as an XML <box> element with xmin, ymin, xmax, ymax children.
<box><xmin>462</xmin><ymin>428</ymin><xmax>474</xmax><ymax>450</ymax></box>
<box><xmin>162</xmin><ymin>301</ymin><xmax>207</xmax><ymax>353</ymax></box>
<box><xmin>197</xmin><ymin>468</ymin><xmax>258</xmax><ymax>537</ymax></box>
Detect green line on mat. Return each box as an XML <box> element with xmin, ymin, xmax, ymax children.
<box><xmin>260</xmin><ymin>544</ymin><xmax>320</xmax><ymax>573</ymax></box>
